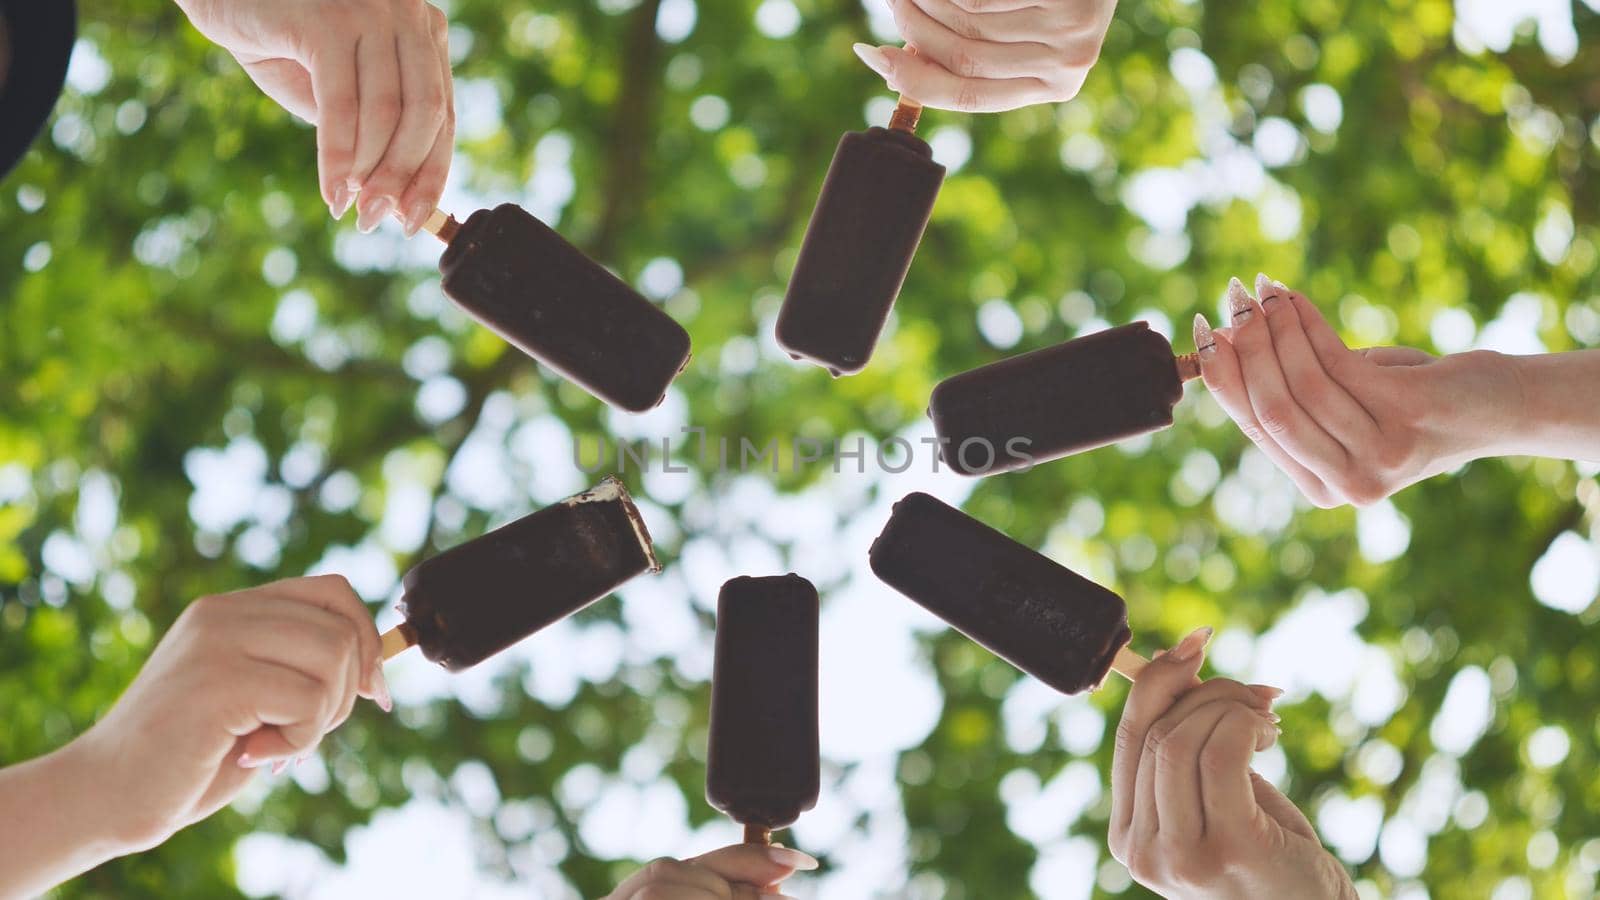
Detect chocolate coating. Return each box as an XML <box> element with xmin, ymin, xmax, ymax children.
<box><xmin>398</xmin><ymin>477</ymin><xmax>659</xmax><ymax>671</ymax></box>
<box><xmin>706</xmin><ymin>574</ymin><xmax>821</xmax><ymax>831</ymax></box>
<box><xmin>776</xmin><ymin>127</ymin><xmax>946</xmax><ymax>376</ymax></box>
<box><xmin>929</xmin><ymin>321</ymin><xmax>1185</xmax><ymax>475</ymax></box>
<box><xmin>439</xmin><ymin>204</ymin><xmax>692</xmax><ymax>412</ymax></box>
<box><xmin>868</xmin><ymin>492</ymin><xmax>1130</xmax><ymax>695</ymax></box>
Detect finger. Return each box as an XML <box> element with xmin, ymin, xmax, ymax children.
<box><xmin>192</xmin><ymin>739</ymin><xmax>256</xmax><ymax>821</ymax></box>
<box><xmin>852</xmin><ymin>43</ymin><xmax>1063</xmax><ymax>112</ymax></box>
<box><xmin>219</xmin><ymin>658</ymin><xmax>339</xmax><ymax>755</ymax></box>
<box><xmin>240</xmin><ymin>59</ymin><xmax>318</xmax><ymax>122</ymax></box>
<box><xmin>1141</xmin><ymin>677</ymin><xmax>1281</xmax><ymax>735</ymax></box>
<box><xmin>398</xmin><ymin>10</ymin><xmax>455</xmax><ymax>235</ymax></box>
<box><xmin>307</xmin><ymin>38</ymin><xmax>360</xmax><ymax>218</ymax></box>
<box><xmin>693</xmin><ymin>844</ymin><xmax>816</xmax><ymax>886</ymax></box>
<box><xmin>1196</xmin><ymin>314</ymin><xmax>1337</xmax><ymax>506</ymax></box>
<box><xmin>350</xmin><ymin>32</ymin><xmax>404</xmax><ymax>227</ymax></box>
<box><xmin>1226</xmin><ymin>277</ymin><xmax>1352</xmax><ymax>478</ymax></box>
<box><xmin>1197</xmin><ymin>704</ymin><xmax>1279</xmax><ymax>836</ymax></box>
<box><xmin>1255</xmin><ymin>275</ymin><xmax>1380</xmax><ymax>448</ymax></box>
<box><xmin>941</xmin><ymin>0</ymin><xmax>1049</xmax><ymax>16</ymax></box>
<box><xmin>235</xmin><ymin>600</ymin><xmax>360</xmax><ymax>732</ymax></box>
<box><xmin>901</xmin><ymin>0</ymin><xmax>1069</xmax><ymax>44</ymax></box>
<box><xmin>269</xmin><ymin>575</ymin><xmax>386</xmax><ymax>705</ymax></box>
<box><xmin>1110</xmin><ymin>627</ymin><xmax>1211</xmax><ymax>837</ymax></box>
<box><xmin>1148</xmin><ymin>699</ymin><xmax>1246</xmax><ymax>842</ymax></box>
<box><xmin>885</xmin><ymin>0</ymin><xmax>1067</xmax><ymax>81</ymax></box>
<box><xmin>1360</xmin><ymin>346</ymin><xmax>1437</xmax><ymax>367</ymax></box>
<box><xmin>360</xmin><ymin>21</ymin><xmax>450</xmax><ymax>233</ymax></box>
<box><xmin>628</xmin><ymin>889</ymin><xmax>721</xmax><ymax>900</ymax></box>
<box><xmin>1284</xmin><ymin>290</ymin><xmax>1359</xmax><ymax>378</ymax></box>
<box><xmin>1250</xmin><ymin>772</ymin><xmax>1320</xmax><ymax>842</ymax></box>
<box><xmin>610</xmin><ymin>859</ymin><xmax>696</xmax><ymax>898</ymax></box>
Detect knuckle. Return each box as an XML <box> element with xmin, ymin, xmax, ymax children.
<box><xmin>955</xmin><ymin>80</ymin><xmax>983</xmax><ymax>112</ymax></box>
<box><xmin>1144</xmin><ymin>720</ymin><xmax>1183</xmax><ymax>760</ymax></box>
<box><xmin>1255</xmin><ymin>407</ymin><xmax>1291</xmax><ymax>436</ymax></box>
<box><xmin>1198</xmin><ymin>741</ymin><xmax>1235</xmax><ymax>778</ymax></box>
<box><xmin>947</xmin><ymin>44</ymin><xmax>981</xmax><ymax>78</ymax></box>
<box><xmin>1113</xmin><ymin>720</ymin><xmax>1142</xmax><ymax>758</ymax></box>
<box><xmin>639</xmin><ymin>859</ymin><xmax>680</xmax><ymax>883</ymax></box>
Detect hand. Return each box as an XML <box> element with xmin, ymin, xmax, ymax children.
<box><xmin>1193</xmin><ymin>274</ymin><xmax>1530</xmax><ymax>508</ymax></box>
<box><xmin>175</xmin><ymin>0</ymin><xmax>455</xmax><ymax>234</ymax></box>
<box><xmin>851</xmin><ymin>0</ymin><xmax>1117</xmax><ymax>112</ymax></box>
<box><xmin>605</xmin><ymin>844</ymin><xmax>819</xmax><ymax>900</ymax></box>
<box><xmin>1109</xmin><ymin>628</ymin><xmax>1354</xmax><ymax>900</ymax></box>
<box><xmin>73</xmin><ymin>575</ymin><xmax>389</xmax><ymax>852</ymax></box>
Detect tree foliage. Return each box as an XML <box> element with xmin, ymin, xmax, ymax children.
<box><xmin>3</xmin><ymin>0</ymin><xmax>1600</xmax><ymax>898</ymax></box>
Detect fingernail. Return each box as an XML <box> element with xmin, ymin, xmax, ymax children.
<box><xmin>767</xmin><ymin>846</ymin><xmax>820</xmax><ymax>871</ymax></box>
<box><xmin>1249</xmin><ymin>684</ymin><xmax>1285</xmax><ymax>705</ymax></box>
<box><xmin>370</xmin><ymin>661</ymin><xmax>394</xmax><ymax>713</ymax></box>
<box><xmin>852</xmin><ymin>42</ymin><xmax>895</xmax><ymax>82</ymax></box>
<box><xmin>404</xmin><ymin>200</ymin><xmax>432</xmax><ymax>238</ymax></box>
<box><xmin>1193</xmin><ymin>313</ymin><xmax>1215</xmax><ymax>358</ymax></box>
<box><xmin>271</xmin><ymin>759</ymin><xmax>289</xmax><ymax>775</ymax></box>
<box><xmin>357</xmin><ymin>196</ymin><xmax>393</xmax><ymax>234</ymax></box>
<box><xmin>1168</xmin><ymin>626</ymin><xmax>1213</xmax><ymax>662</ymax></box>
<box><xmin>760</xmin><ymin>895</ymin><xmax>798</xmax><ymax>900</ymax></box>
<box><xmin>238</xmin><ymin>754</ymin><xmax>269</xmax><ymax>769</ymax></box>
<box><xmin>1227</xmin><ymin>277</ymin><xmax>1254</xmax><ymax>324</ymax></box>
<box><xmin>330</xmin><ymin>184</ymin><xmax>354</xmax><ymax>220</ymax></box>
<box><xmin>1273</xmin><ymin>279</ymin><xmax>1289</xmax><ymax>293</ymax></box>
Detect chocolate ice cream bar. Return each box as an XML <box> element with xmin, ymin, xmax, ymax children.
<box><xmin>437</xmin><ymin>204</ymin><xmax>692</xmax><ymax>412</ymax></box>
<box><xmin>868</xmin><ymin>492</ymin><xmax>1143</xmax><ymax>694</ymax></box>
<box><xmin>706</xmin><ymin>574</ymin><xmax>820</xmax><ymax>842</ymax></box>
<box><xmin>775</xmin><ymin>104</ymin><xmax>945</xmax><ymax>376</ymax></box>
<box><xmin>381</xmin><ymin>476</ymin><xmax>659</xmax><ymax>671</ymax></box>
<box><xmin>929</xmin><ymin>321</ymin><xmax>1202</xmax><ymax>476</ymax></box>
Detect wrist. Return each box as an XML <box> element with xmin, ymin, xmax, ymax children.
<box><xmin>0</xmin><ymin>740</ymin><xmax>132</xmax><ymax>897</ymax></box>
<box><xmin>1422</xmin><ymin>349</ymin><xmax>1525</xmax><ymax>467</ymax></box>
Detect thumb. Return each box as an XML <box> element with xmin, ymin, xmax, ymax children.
<box><xmin>1359</xmin><ymin>346</ymin><xmax>1436</xmax><ymax>368</ymax></box>
<box><xmin>691</xmin><ymin>843</ymin><xmax>818</xmax><ymax>887</ymax></box>
<box><xmin>1250</xmin><ymin>772</ymin><xmax>1320</xmax><ymax>842</ymax></box>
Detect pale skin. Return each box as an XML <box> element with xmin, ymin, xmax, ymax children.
<box><xmin>605</xmin><ymin>844</ymin><xmax>820</xmax><ymax>900</ymax></box>
<box><xmin>1195</xmin><ymin>274</ymin><xmax>1600</xmax><ymax>508</ymax></box>
<box><xmin>0</xmin><ymin>575</ymin><xmax>389</xmax><ymax>899</ymax></box>
<box><xmin>852</xmin><ymin>0</ymin><xmax>1118</xmax><ymax>112</ymax></box>
<box><xmin>172</xmin><ymin>0</ymin><xmax>456</xmax><ymax>235</ymax></box>
<box><xmin>1110</xmin><ymin>628</ymin><xmax>1356</xmax><ymax>900</ymax></box>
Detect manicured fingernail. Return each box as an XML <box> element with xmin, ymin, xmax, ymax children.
<box><xmin>1193</xmin><ymin>313</ymin><xmax>1215</xmax><ymax>358</ymax></box>
<box><xmin>357</xmin><ymin>196</ymin><xmax>393</xmax><ymax>234</ymax></box>
<box><xmin>403</xmin><ymin>200</ymin><xmax>432</xmax><ymax>238</ymax></box>
<box><xmin>1249</xmin><ymin>684</ymin><xmax>1285</xmax><ymax>700</ymax></box>
<box><xmin>271</xmin><ymin>759</ymin><xmax>289</xmax><ymax>775</ymax></box>
<box><xmin>767</xmin><ymin>847</ymin><xmax>820</xmax><ymax>871</ymax></box>
<box><xmin>330</xmin><ymin>184</ymin><xmax>354</xmax><ymax>220</ymax></box>
<box><xmin>238</xmin><ymin>753</ymin><xmax>269</xmax><ymax>769</ymax></box>
<box><xmin>852</xmin><ymin>43</ymin><xmax>895</xmax><ymax>83</ymax></box>
<box><xmin>1227</xmin><ymin>277</ymin><xmax>1254</xmax><ymax>323</ymax></box>
<box><xmin>370</xmin><ymin>661</ymin><xmax>394</xmax><ymax>713</ymax></box>
<box><xmin>1168</xmin><ymin>626</ymin><xmax>1213</xmax><ymax>662</ymax></box>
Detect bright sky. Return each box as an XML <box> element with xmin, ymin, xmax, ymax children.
<box><xmin>35</xmin><ymin>0</ymin><xmax>1600</xmax><ymax>897</ymax></box>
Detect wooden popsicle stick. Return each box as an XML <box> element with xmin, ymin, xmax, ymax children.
<box><xmin>1175</xmin><ymin>352</ymin><xmax>1202</xmax><ymax>383</ymax></box>
<box><xmin>1110</xmin><ymin>644</ymin><xmax>1149</xmax><ymax>682</ymax></box>
<box><xmin>382</xmin><ymin>204</ymin><xmax>462</xmax><ymax>244</ymax></box>
<box><xmin>743</xmin><ymin>824</ymin><xmax>772</xmax><ymax>845</ymax></box>
<box><xmin>888</xmin><ymin>96</ymin><xmax>922</xmax><ymax>134</ymax></box>
<box><xmin>380</xmin><ymin>622</ymin><xmax>418</xmax><ymax>661</ymax></box>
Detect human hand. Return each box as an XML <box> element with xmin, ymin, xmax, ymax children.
<box><xmin>1109</xmin><ymin>629</ymin><xmax>1354</xmax><ymax>900</ymax></box>
<box><xmin>605</xmin><ymin>843</ymin><xmax>819</xmax><ymax>900</ymax></box>
<box><xmin>851</xmin><ymin>0</ymin><xmax>1117</xmax><ymax>112</ymax></box>
<box><xmin>174</xmin><ymin>0</ymin><xmax>455</xmax><ymax>234</ymax></box>
<box><xmin>70</xmin><ymin>575</ymin><xmax>389</xmax><ymax>853</ymax></box>
<box><xmin>1192</xmin><ymin>274</ymin><xmax>1528</xmax><ymax>508</ymax></box>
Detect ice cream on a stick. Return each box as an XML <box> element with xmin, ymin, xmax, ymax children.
<box><xmin>705</xmin><ymin>574</ymin><xmax>821</xmax><ymax>846</ymax></box>
<box><xmin>929</xmin><ymin>321</ymin><xmax>1202</xmax><ymax>476</ymax></box>
<box><xmin>379</xmin><ymin>476</ymin><xmax>659</xmax><ymax>671</ymax></box>
<box><xmin>399</xmin><ymin>203</ymin><xmax>691</xmax><ymax>413</ymax></box>
<box><xmin>775</xmin><ymin>97</ymin><xmax>946</xmax><ymax>376</ymax></box>
<box><xmin>868</xmin><ymin>492</ymin><xmax>1147</xmax><ymax>694</ymax></box>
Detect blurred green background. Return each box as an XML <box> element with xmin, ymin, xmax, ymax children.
<box><xmin>4</xmin><ymin>0</ymin><xmax>1600</xmax><ymax>897</ymax></box>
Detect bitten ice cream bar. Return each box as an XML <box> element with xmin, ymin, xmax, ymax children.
<box><xmin>380</xmin><ymin>476</ymin><xmax>659</xmax><ymax>671</ymax></box>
